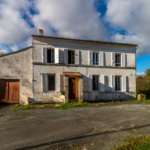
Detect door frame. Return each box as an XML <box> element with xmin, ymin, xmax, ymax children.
<box><xmin>68</xmin><ymin>77</ymin><xmax>79</xmax><ymax>102</ymax></box>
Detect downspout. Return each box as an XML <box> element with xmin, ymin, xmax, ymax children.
<box><xmin>135</xmin><ymin>45</ymin><xmax>138</xmax><ymax>98</ymax></box>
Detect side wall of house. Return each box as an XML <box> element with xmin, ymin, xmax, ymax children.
<box><xmin>0</xmin><ymin>48</ymin><xmax>33</xmax><ymax>104</ymax></box>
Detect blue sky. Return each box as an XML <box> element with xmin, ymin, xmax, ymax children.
<box><xmin>0</xmin><ymin>0</ymin><xmax>150</xmax><ymax>74</ymax></box>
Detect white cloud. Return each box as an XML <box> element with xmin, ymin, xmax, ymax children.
<box><xmin>0</xmin><ymin>49</ymin><xmax>8</xmax><ymax>54</ymax></box>
<box><xmin>0</xmin><ymin>0</ymin><xmax>34</xmax><ymax>44</ymax></box>
<box><xmin>32</xmin><ymin>0</ymin><xmax>108</xmax><ymax>40</ymax></box>
<box><xmin>0</xmin><ymin>45</ymin><xmax>9</xmax><ymax>54</ymax></box>
<box><xmin>136</xmin><ymin>72</ymin><xmax>146</xmax><ymax>77</ymax></box>
<box><xmin>0</xmin><ymin>0</ymin><xmax>150</xmax><ymax>59</ymax></box>
<box><xmin>105</xmin><ymin>0</ymin><xmax>150</xmax><ymax>57</ymax></box>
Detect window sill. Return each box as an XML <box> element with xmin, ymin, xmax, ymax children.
<box><xmin>33</xmin><ymin>63</ymin><xmax>136</xmax><ymax>69</ymax></box>
<box><xmin>46</xmin><ymin>90</ymin><xmax>56</xmax><ymax>92</ymax></box>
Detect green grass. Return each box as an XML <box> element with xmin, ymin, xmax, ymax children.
<box><xmin>44</xmin><ymin>102</ymin><xmax>91</xmax><ymax>109</ymax></box>
<box><xmin>0</xmin><ymin>114</ymin><xmax>3</xmax><ymax>117</ymax></box>
<box><xmin>14</xmin><ymin>104</ymin><xmax>20</xmax><ymax>107</ymax></box>
<box><xmin>101</xmin><ymin>97</ymin><xmax>150</xmax><ymax>105</ymax></box>
<box><xmin>112</xmin><ymin>135</ymin><xmax>150</xmax><ymax>150</ymax></box>
<box><xmin>13</xmin><ymin>104</ymin><xmax>32</xmax><ymax>110</ymax></box>
<box><xmin>20</xmin><ymin>105</ymin><xmax>32</xmax><ymax>110</ymax></box>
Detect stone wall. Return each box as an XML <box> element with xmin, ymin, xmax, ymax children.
<box><xmin>79</xmin><ymin>77</ymin><xmax>83</xmax><ymax>102</ymax></box>
<box><xmin>64</xmin><ymin>76</ymin><xmax>69</xmax><ymax>103</ymax></box>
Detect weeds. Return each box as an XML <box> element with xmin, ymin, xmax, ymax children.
<box><xmin>112</xmin><ymin>135</ymin><xmax>150</xmax><ymax>150</ymax></box>
<box><xmin>20</xmin><ymin>105</ymin><xmax>32</xmax><ymax>110</ymax></box>
<box><xmin>14</xmin><ymin>104</ymin><xmax>20</xmax><ymax>107</ymax></box>
<box><xmin>44</xmin><ymin>102</ymin><xmax>91</xmax><ymax>109</ymax></box>
<box><xmin>0</xmin><ymin>114</ymin><xmax>3</xmax><ymax>117</ymax></box>
<box><xmin>13</xmin><ymin>104</ymin><xmax>33</xmax><ymax>110</ymax></box>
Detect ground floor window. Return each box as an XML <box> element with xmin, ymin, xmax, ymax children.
<box><xmin>115</xmin><ymin>76</ymin><xmax>121</xmax><ymax>91</ymax></box>
<box><xmin>93</xmin><ymin>75</ymin><xmax>99</xmax><ymax>90</ymax></box>
<box><xmin>48</xmin><ymin>74</ymin><xmax>55</xmax><ymax>90</ymax></box>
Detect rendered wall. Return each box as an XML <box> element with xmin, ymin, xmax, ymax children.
<box><xmin>32</xmin><ymin>37</ymin><xmax>136</xmax><ymax>102</ymax></box>
<box><xmin>33</xmin><ymin>64</ymin><xmax>136</xmax><ymax>102</ymax></box>
<box><xmin>32</xmin><ymin>37</ymin><xmax>136</xmax><ymax>67</ymax></box>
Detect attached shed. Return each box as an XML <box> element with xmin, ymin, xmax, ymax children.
<box><xmin>0</xmin><ymin>46</ymin><xmax>33</xmax><ymax>104</ymax></box>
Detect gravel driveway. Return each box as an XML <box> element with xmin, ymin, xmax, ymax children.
<box><xmin>0</xmin><ymin>103</ymin><xmax>150</xmax><ymax>150</ymax></box>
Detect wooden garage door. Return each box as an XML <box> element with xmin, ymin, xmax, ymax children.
<box><xmin>0</xmin><ymin>79</ymin><xmax>20</xmax><ymax>103</ymax></box>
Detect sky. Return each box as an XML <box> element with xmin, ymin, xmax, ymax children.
<box><xmin>0</xmin><ymin>0</ymin><xmax>150</xmax><ymax>74</ymax></box>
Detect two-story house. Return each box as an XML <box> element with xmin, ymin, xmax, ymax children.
<box><xmin>0</xmin><ymin>30</ymin><xmax>137</xmax><ymax>104</ymax></box>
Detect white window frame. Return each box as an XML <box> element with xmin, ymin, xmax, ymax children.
<box><xmin>93</xmin><ymin>52</ymin><xmax>99</xmax><ymax>65</ymax></box>
<box><xmin>47</xmin><ymin>49</ymin><xmax>55</xmax><ymax>63</ymax></box>
<box><xmin>115</xmin><ymin>53</ymin><xmax>121</xmax><ymax>66</ymax></box>
<box><xmin>115</xmin><ymin>76</ymin><xmax>121</xmax><ymax>91</ymax></box>
<box><xmin>93</xmin><ymin>75</ymin><xmax>99</xmax><ymax>91</ymax></box>
<box><xmin>68</xmin><ymin>50</ymin><xmax>75</xmax><ymax>64</ymax></box>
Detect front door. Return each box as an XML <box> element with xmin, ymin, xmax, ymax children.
<box><xmin>69</xmin><ymin>77</ymin><xmax>79</xmax><ymax>101</ymax></box>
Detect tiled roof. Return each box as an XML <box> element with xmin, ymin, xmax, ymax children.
<box><xmin>32</xmin><ymin>35</ymin><xmax>138</xmax><ymax>46</ymax></box>
<box><xmin>63</xmin><ymin>72</ymin><xmax>82</xmax><ymax>77</ymax></box>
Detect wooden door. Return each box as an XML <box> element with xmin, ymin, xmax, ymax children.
<box><xmin>69</xmin><ymin>77</ymin><xmax>79</xmax><ymax>100</ymax></box>
<box><xmin>0</xmin><ymin>79</ymin><xmax>19</xmax><ymax>103</ymax></box>
<box><xmin>0</xmin><ymin>80</ymin><xmax>8</xmax><ymax>103</ymax></box>
<box><xmin>8</xmin><ymin>80</ymin><xmax>20</xmax><ymax>103</ymax></box>
<box><xmin>75</xmin><ymin>77</ymin><xmax>79</xmax><ymax>100</ymax></box>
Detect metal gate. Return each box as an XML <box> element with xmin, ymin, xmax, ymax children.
<box><xmin>0</xmin><ymin>79</ymin><xmax>20</xmax><ymax>103</ymax></box>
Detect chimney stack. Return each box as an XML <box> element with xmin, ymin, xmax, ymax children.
<box><xmin>39</xmin><ymin>29</ymin><xmax>43</xmax><ymax>36</ymax></box>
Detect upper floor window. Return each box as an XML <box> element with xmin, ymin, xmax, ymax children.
<box><xmin>68</xmin><ymin>50</ymin><xmax>75</xmax><ymax>64</ymax></box>
<box><xmin>115</xmin><ymin>76</ymin><xmax>121</xmax><ymax>91</ymax></box>
<box><xmin>93</xmin><ymin>75</ymin><xmax>99</xmax><ymax>90</ymax></box>
<box><xmin>93</xmin><ymin>52</ymin><xmax>99</xmax><ymax>65</ymax></box>
<box><xmin>115</xmin><ymin>54</ymin><xmax>121</xmax><ymax>66</ymax></box>
<box><xmin>47</xmin><ymin>49</ymin><xmax>54</xmax><ymax>63</ymax></box>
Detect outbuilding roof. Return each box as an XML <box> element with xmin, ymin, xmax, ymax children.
<box><xmin>32</xmin><ymin>35</ymin><xmax>138</xmax><ymax>47</ymax></box>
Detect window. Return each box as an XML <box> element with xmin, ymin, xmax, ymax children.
<box><xmin>115</xmin><ymin>76</ymin><xmax>121</xmax><ymax>91</ymax></box>
<box><xmin>47</xmin><ymin>49</ymin><xmax>54</xmax><ymax>63</ymax></box>
<box><xmin>93</xmin><ymin>75</ymin><xmax>99</xmax><ymax>90</ymax></box>
<box><xmin>68</xmin><ymin>50</ymin><xmax>75</xmax><ymax>64</ymax></box>
<box><xmin>48</xmin><ymin>74</ymin><xmax>55</xmax><ymax>90</ymax></box>
<box><xmin>93</xmin><ymin>52</ymin><xmax>99</xmax><ymax>65</ymax></box>
<box><xmin>115</xmin><ymin>54</ymin><xmax>121</xmax><ymax>66</ymax></box>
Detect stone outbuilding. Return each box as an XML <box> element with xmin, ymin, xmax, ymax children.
<box><xmin>0</xmin><ymin>31</ymin><xmax>138</xmax><ymax>104</ymax></box>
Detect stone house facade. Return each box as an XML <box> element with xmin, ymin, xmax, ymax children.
<box><xmin>0</xmin><ymin>33</ymin><xmax>137</xmax><ymax>104</ymax></box>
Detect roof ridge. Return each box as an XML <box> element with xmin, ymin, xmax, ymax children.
<box><xmin>0</xmin><ymin>46</ymin><xmax>32</xmax><ymax>58</ymax></box>
<box><xmin>32</xmin><ymin>35</ymin><xmax>138</xmax><ymax>46</ymax></box>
